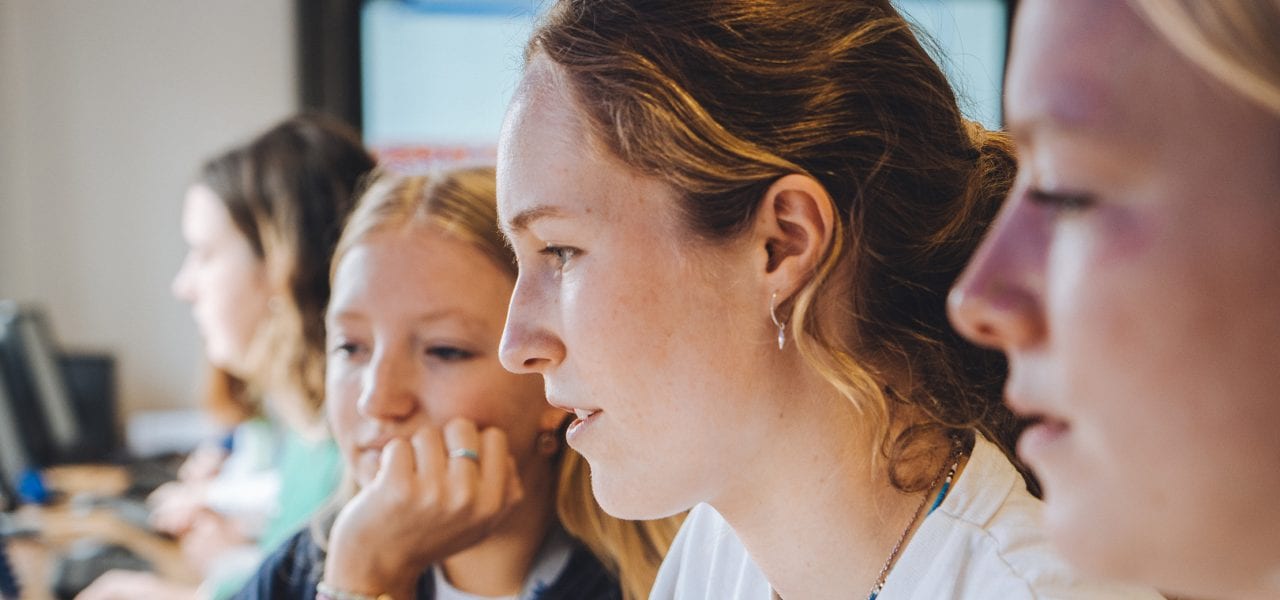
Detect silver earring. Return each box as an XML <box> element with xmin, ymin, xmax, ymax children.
<box><xmin>770</xmin><ymin>292</ymin><xmax>787</xmax><ymax>350</ymax></box>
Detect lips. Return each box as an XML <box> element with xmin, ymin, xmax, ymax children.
<box><xmin>566</xmin><ymin>408</ymin><xmax>601</xmax><ymax>442</ymax></box>
<box><xmin>1008</xmin><ymin>398</ymin><xmax>1071</xmax><ymax>463</ymax></box>
<box><xmin>545</xmin><ymin>395</ymin><xmax>603</xmax><ymax>445</ymax></box>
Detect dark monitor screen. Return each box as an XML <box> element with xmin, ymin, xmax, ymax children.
<box><xmin>0</xmin><ymin>302</ymin><xmax>84</xmax><ymax>468</ymax></box>
<box><xmin>0</xmin><ymin>365</ymin><xmax>25</xmax><ymax>510</ymax></box>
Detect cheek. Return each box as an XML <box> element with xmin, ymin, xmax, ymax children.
<box><xmin>204</xmin><ymin>262</ymin><xmax>270</xmax><ymax>339</ymax></box>
<box><xmin>563</xmin><ymin>247</ymin><xmax>751</xmax><ymax>389</ymax></box>
<box><xmin>325</xmin><ymin>373</ymin><xmax>362</xmax><ymax>456</ymax></box>
<box><xmin>1038</xmin><ymin>205</ymin><xmax>1280</xmax><ymax>578</ymax></box>
<box><xmin>327</xmin><ymin>372</ymin><xmax>383</xmax><ymax>488</ymax></box>
<box><xmin>1039</xmin><ymin>213</ymin><xmax>1169</xmax><ymax>513</ymax></box>
<box><xmin>1047</xmin><ymin>208</ymin><xmax>1157</xmax><ymax>422</ymax></box>
<box><xmin>433</xmin><ymin>369</ymin><xmax>547</xmax><ymax>445</ymax></box>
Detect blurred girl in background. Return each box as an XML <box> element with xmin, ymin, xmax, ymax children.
<box><xmin>78</xmin><ymin>113</ymin><xmax>375</xmax><ymax>600</ymax></box>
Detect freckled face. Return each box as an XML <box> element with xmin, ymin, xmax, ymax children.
<box><xmin>949</xmin><ymin>0</ymin><xmax>1280</xmax><ymax>595</ymax></box>
<box><xmin>325</xmin><ymin>227</ymin><xmax>557</xmax><ymax>489</ymax></box>
<box><xmin>496</xmin><ymin>57</ymin><xmax>782</xmax><ymax>520</ymax></box>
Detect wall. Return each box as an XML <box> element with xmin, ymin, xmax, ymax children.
<box><xmin>0</xmin><ymin>0</ymin><xmax>297</xmax><ymax>413</ymax></box>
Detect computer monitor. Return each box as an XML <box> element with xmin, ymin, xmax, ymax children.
<box><xmin>0</xmin><ymin>302</ymin><xmax>84</xmax><ymax>466</ymax></box>
<box><xmin>0</xmin><ymin>366</ymin><xmax>25</xmax><ymax>510</ymax></box>
<box><xmin>355</xmin><ymin>0</ymin><xmax>1013</xmax><ymax>173</ymax></box>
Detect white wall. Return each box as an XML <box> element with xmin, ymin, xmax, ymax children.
<box><xmin>0</xmin><ymin>0</ymin><xmax>297</xmax><ymax>413</ymax></box>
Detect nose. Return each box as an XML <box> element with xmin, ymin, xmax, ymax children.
<box><xmin>948</xmin><ymin>197</ymin><xmax>1047</xmax><ymax>351</ymax></box>
<box><xmin>356</xmin><ymin>347</ymin><xmax>419</xmax><ymax>420</ymax></box>
<box><xmin>498</xmin><ymin>273</ymin><xmax>566</xmax><ymax>375</ymax></box>
<box><xmin>171</xmin><ymin>254</ymin><xmax>194</xmax><ymax>302</ymax></box>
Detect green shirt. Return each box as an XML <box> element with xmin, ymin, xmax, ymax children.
<box><xmin>211</xmin><ymin>428</ymin><xmax>342</xmax><ymax>600</ymax></box>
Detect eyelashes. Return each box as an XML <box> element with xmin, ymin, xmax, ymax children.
<box><xmin>332</xmin><ymin>341</ymin><xmax>364</xmax><ymax>358</ymax></box>
<box><xmin>540</xmin><ymin>244</ymin><xmax>579</xmax><ymax>270</ymax></box>
<box><xmin>329</xmin><ymin>341</ymin><xmax>476</xmax><ymax>363</ymax></box>
<box><xmin>1027</xmin><ymin>188</ymin><xmax>1095</xmax><ymax>213</ymax></box>
<box><xmin>425</xmin><ymin>346</ymin><xmax>475</xmax><ymax>362</ymax></box>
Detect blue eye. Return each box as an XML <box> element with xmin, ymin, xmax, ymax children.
<box><xmin>1027</xmin><ymin>189</ymin><xmax>1095</xmax><ymax>213</ymax></box>
<box><xmin>539</xmin><ymin>245</ymin><xmax>579</xmax><ymax>270</ymax></box>
<box><xmin>426</xmin><ymin>346</ymin><xmax>475</xmax><ymax>362</ymax></box>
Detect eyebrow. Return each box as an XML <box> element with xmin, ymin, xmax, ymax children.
<box><xmin>501</xmin><ymin>205</ymin><xmax>567</xmax><ymax>236</ymax></box>
<box><xmin>327</xmin><ymin>307</ymin><xmax>488</xmax><ymax>332</ymax></box>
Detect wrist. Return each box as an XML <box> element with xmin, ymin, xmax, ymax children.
<box><xmin>315</xmin><ymin>581</ymin><xmax>395</xmax><ymax>600</ymax></box>
<box><xmin>322</xmin><ymin>545</ymin><xmax>417</xmax><ymax>600</ymax></box>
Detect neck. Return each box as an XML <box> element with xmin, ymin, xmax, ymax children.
<box><xmin>710</xmin><ymin>370</ymin><xmax>948</xmax><ymax>600</ymax></box>
<box><xmin>440</xmin><ymin>457</ymin><xmax>559</xmax><ymax>596</ymax></box>
<box><xmin>263</xmin><ymin>383</ymin><xmax>328</xmax><ymax>441</ymax></box>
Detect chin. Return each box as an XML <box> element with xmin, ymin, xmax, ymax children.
<box><xmin>202</xmin><ymin>338</ymin><xmax>238</xmax><ymax>369</ymax></box>
<box><xmin>588</xmin><ymin>461</ymin><xmax>694</xmax><ymax>521</ymax></box>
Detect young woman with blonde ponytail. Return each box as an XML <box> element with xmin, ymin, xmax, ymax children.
<box><xmin>950</xmin><ymin>1</ymin><xmax>1280</xmax><ymax>599</ymax></box>
<box><xmin>237</xmin><ymin>168</ymin><xmax>678</xmax><ymax>600</ymax></box>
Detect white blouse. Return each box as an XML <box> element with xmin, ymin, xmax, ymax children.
<box><xmin>650</xmin><ymin>435</ymin><xmax>1165</xmax><ymax>599</ymax></box>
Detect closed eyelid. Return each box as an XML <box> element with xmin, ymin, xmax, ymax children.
<box><xmin>1026</xmin><ymin>188</ymin><xmax>1095</xmax><ymax>209</ymax></box>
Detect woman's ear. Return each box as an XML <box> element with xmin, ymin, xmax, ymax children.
<box><xmin>753</xmin><ymin>173</ymin><xmax>836</xmax><ymax>299</ymax></box>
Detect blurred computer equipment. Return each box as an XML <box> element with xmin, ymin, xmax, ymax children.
<box><xmin>49</xmin><ymin>539</ymin><xmax>151</xmax><ymax>600</ymax></box>
<box><xmin>0</xmin><ymin>532</ymin><xmax>18</xmax><ymax>599</ymax></box>
<box><xmin>0</xmin><ymin>360</ymin><xmax>32</xmax><ymax>509</ymax></box>
<box><xmin>0</xmin><ymin>302</ymin><xmax>84</xmax><ymax>466</ymax></box>
<box><xmin>0</xmin><ymin>302</ymin><xmax>129</xmax><ymax>473</ymax></box>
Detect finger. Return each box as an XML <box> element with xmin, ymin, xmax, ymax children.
<box><xmin>476</xmin><ymin>428</ymin><xmax>514</xmax><ymax>515</ymax></box>
<box><xmin>443</xmin><ymin>417</ymin><xmax>481</xmax><ymax>490</ymax></box>
<box><xmin>503</xmin><ymin>455</ymin><xmax>524</xmax><ymax>508</ymax></box>
<box><xmin>373</xmin><ymin>437</ymin><xmax>415</xmax><ymax>487</ymax></box>
<box><xmin>410</xmin><ymin>426</ymin><xmax>447</xmax><ymax>479</ymax></box>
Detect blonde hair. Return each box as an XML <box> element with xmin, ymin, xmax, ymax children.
<box><xmin>321</xmin><ymin>167</ymin><xmax>680</xmax><ymax>600</ymax></box>
<box><xmin>530</xmin><ymin>0</ymin><xmax>1025</xmax><ymax>492</ymax></box>
<box><xmin>1130</xmin><ymin>0</ymin><xmax>1280</xmax><ymax>117</ymax></box>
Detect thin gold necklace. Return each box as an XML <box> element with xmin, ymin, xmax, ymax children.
<box><xmin>867</xmin><ymin>438</ymin><xmax>963</xmax><ymax>600</ymax></box>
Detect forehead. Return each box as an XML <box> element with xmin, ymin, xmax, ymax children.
<box><xmin>183</xmin><ymin>184</ymin><xmax>235</xmax><ymax>238</ymax></box>
<box><xmin>497</xmin><ymin>56</ymin><xmax>676</xmax><ymax>234</ymax></box>
<box><xmin>497</xmin><ymin>58</ymin><xmax>593</xmax><ymax>217</ymax></box>
<box><xmin>1005</xmin><ymin>0</ymin><xmax>1158</xmax><ymax>140</ymax></box>
<box><xmin>330</xmin><ymin>228</ymin><xmax>512</xmax><ymax>315</ymax></box>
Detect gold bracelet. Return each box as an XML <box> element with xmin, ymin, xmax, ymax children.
<box><xmin>316</xmin><ymin>581</ymin><xmax>394</xmax><ymax>600</ymax></box>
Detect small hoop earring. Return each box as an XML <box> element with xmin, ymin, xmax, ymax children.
<box><xmin>770</xmin><ymin>291</ymin><xmax>787</xmax><ymax>350</ymax></box>
<box><xmin>537</xmin><ymin>430</ymin><xmax>560</xmax><ymax>455</ymax></box>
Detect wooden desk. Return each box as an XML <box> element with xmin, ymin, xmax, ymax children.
<box><xmin>8</xmin><ymin>465</ymin><xmax>198</xmax><ymax>600</ymax></box>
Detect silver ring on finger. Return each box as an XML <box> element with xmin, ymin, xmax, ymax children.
<box><xmin>448</xmin><ymin>447</ymin><xmax>480</xmax><ymax>462</ymax></box>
